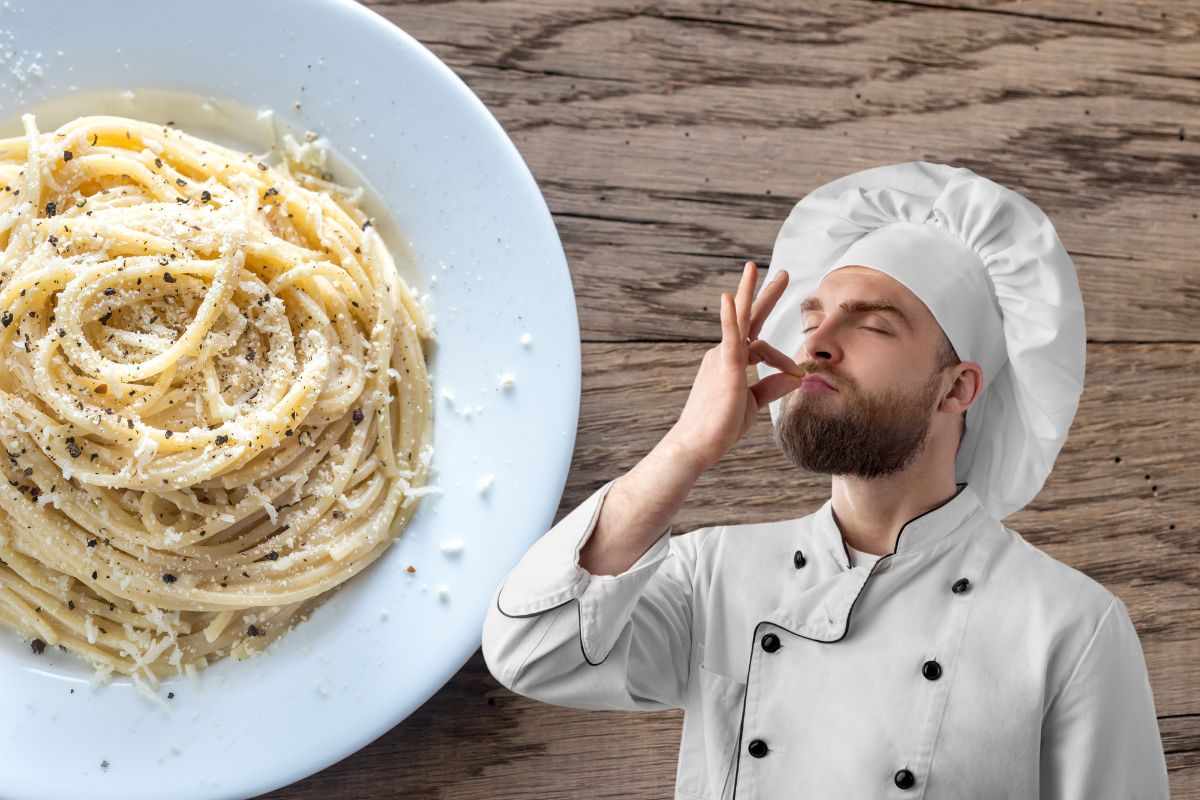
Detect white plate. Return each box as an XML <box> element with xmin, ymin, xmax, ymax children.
<box><xmin>0</xmin><ymin>2</ymin><xmax>578</xmax><ymax>798</ymax></box>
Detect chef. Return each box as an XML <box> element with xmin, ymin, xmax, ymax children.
<box><xmin>480</xmin><ymin>161</ymin><xmax>1171</xmax><ymax>799</ymax></box>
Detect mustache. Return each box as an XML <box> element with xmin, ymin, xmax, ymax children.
<box><xmin>795</xmin><ymin>364</ymin><xmax>845</xmax><ymax>390</ymax></box>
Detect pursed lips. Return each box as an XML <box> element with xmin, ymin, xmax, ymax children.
<box><xmin>800</xmin><ymin>374</ymin><xmax>837</xmax><ymax>391</ymax></box>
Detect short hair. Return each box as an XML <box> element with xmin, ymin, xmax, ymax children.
<box><xmin>935</xmin><ymin>330</ymin><xmax>960</xmax><ymax>372</ymax></box>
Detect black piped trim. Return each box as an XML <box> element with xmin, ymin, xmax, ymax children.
<box><xmin>494</xmin><ymin>520</ymin><xmax>683</xmax><ymax>671</ymax></box>
<box><xmin>837</xmin><ymin>481</ymin><xmax>968</xmax><ymax>564</ymax></box>
<box><xmin>733</xmin><ymin>481</ymin><xmax>971</xmax><ymax>797</ymax></box>
<box><xmin>495</xmin><ymin>585</ymin><xmax>611</xmax><ymax>667</ymax></box>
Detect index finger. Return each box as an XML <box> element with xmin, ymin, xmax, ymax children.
<box><xmin>747</xmin><ymin>269</ymin><xmax>788</xmax><ymax>341</ymax></box>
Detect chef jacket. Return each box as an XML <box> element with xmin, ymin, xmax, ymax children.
<box><xmin>481</xmin><ymin>478</ymin><xmax>1171</xmax><ymax>799</ymax></box>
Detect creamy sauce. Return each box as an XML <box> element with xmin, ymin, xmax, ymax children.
<box><xmin>0</xmin><ymin>87</ymin><xmax>422</xmax><ymax>291</ymax></box>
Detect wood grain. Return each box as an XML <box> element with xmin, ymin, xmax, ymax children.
<box><xmin>263</xmin><ymin>1</ymin><xmax>1199</xmax><ymax>797</ymax></box>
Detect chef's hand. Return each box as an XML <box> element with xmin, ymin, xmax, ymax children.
<box><xmin>663</xmin><ymin>261</ymin><xmax>807</xmax><ymax>473</ymax></box>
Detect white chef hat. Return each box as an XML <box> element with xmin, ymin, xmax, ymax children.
<box><xmin>756</xmin><ymin>161</ymin><xmax>1086</xmax><ymax>521</ymax></box>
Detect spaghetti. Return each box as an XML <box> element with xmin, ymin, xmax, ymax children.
<box><xmin>0</xmin><ymin>113</ymin><xmax>436</xmax><ymax>694</ymax></box>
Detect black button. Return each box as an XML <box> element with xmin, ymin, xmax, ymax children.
<box><xmin>952</xmin><ymin>577</ymin><xmax>970</xmax><ymax>594</ymax></box>
<box><xmin>894</xmin><ymin>768</ymin><xmax>915</xmax><ymax>789</ymax></box>
<box><xmin>760</xmin><ymin>633</ymin><xmax>781</xmax><ymax>653</ymax></box>
<box><xmin>748</xmin><ymin>739</ymin><xmax>769</xmax><ymax>758</ymax></box>
<box><xmin>922</xmin><ymin>659</ymin><xmax>942</xmax><ymax>680</ymax></box>
<box><xmin>793</xmin><ymin>549</ymin><xmax>806</xmax><ymax>569</ymax></box>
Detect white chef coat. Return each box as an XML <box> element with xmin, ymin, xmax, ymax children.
<box><xmin>481</xmin><ymin>479</ymin><xmax>1170</xmax><ymax>799</ymax></box>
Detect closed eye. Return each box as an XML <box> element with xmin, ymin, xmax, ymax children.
<box><xmin>802</xmin><ymin>326</ymin><xmax>891</xmax><ymax>335</ymax></box>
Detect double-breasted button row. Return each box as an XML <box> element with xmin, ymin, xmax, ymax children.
<box><xmin>793</xmin><ymin>549</ymin><xmax>806</xmax><ymax>569</ymax></box>
<box><xmin>894</xmin><ymin>768</ymin><xmax>916</xmax><ymax>789</ymax></box>
<box><xmin>748</xmin><ymin>738</ymin><xmax>769</xmax><ymax>758</ymax></box>
<box><xmin>760</xmin><ymin>633</ymin><xmax>781</xmax><ymax>653</ymax></box>
<box><xmin>952</xmin><ymin>576</ymin><xmax>971</xmax><ymax>593</ymax></box>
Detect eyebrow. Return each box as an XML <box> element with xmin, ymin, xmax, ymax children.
<box><xmin>799</xmin><ymin>297</ymin><xmax>914</xmax><ymax>332</ymax></box>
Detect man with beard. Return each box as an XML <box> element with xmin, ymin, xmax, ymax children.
<box><xmin>482</xmin><ymin>162</ymin><xmax>1170</xmax><ymax>799</ymax></box>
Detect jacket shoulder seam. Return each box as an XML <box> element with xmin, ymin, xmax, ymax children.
<box><xmin>1042</xmin><ymin>594</ymin><xmax>1118</xmax><ymax>719</ymax></box>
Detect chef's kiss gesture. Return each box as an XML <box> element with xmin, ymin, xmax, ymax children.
<box><xmin>578</xmin><ymin>262</ymin><xmax>805</xmax><ymax>577</ymax></box>
<box><xmin>665</xmin><ymin>261</ymin><xmax>806</xmax><ymax>473</ymax></box>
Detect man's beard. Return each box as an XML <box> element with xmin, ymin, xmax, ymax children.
<box><xmin>773</xmin><ymin>368</ymin><xmax>943</xmax><ymax>479</ymax></box>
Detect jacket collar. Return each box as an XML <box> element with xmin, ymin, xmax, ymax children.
<box><xmin>762</xmin><ymin>482</ymin><xmax>984</xmax><ymax>642</ymax></box>
<box><xmin>818</xmin><ymin>481</ymin><xmax>981</xmax><ymax>570</ymax></box>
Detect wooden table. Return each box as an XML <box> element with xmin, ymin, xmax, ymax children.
<box><xmin>266</xmin><ymin>2</ymin><xmax>1199</xmax><ymax>797</ymax></box>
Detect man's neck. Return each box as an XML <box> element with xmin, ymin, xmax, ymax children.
<box><xmin>829</xmin><ymin>470</ymin><xmax>960</xmax><ymax>557</ymax></box>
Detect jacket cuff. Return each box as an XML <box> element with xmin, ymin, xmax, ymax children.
<box><xmin>495</xmin><ymin>477</ymin><xmax>673</xmax><ymax>621</ymax></box>
<box><xmin>576</xmin><ymin>527</ymin><xmax>674</xmax><ymax>664</ymax></box>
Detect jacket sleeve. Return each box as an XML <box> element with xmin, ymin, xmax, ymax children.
<box><xmin>480</xmin><ymin>477</ymin><xmax>699</xmax><ymax>712</ymax></box>
<box><xmin>1038</xmin><ymin>596</ymin><xmax>1171</xmax><ymax>799</ymax></box>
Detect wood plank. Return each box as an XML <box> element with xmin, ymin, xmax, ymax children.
<box><xmin>361</xmin><ymin>0</ymin><xmax>1200</xmax><ymax>343</ymax></box>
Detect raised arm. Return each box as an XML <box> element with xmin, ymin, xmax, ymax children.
<box><xmin>481</xmin><ymin>261</ymin><xmax>806</xmax><ymax>711</ymax></box>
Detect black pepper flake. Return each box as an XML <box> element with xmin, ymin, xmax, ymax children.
<box><xmin>163</xmin><ymin>271</ymin><xmax>176</xmax><ymax>282</ymax></box>
<box><xmin>331</xmin><ymin>510</ymin><xmax>343</xmax><ymax>520</ymax></box>
<box><xmin>164</xmin><ymin>430</ymin><xmax>173</xmax><ymax>438</ymax></box>
<box><xmin>264</xmin><ymin>187</ymin><xmax>278</xmax><ymax>197</ymax></box>
<box><xmin>167</xmin><ymin>692</ymin><xmax>175</xmax><ymax>700</ymax></box>
<box><xmin>215</xmin><ymin>434</ymin><xmax>228</xmax><ymax>445</ymax></box>
<box><xmin>48</xmin><ymin>235</ymin><xmax>58</xmax><ymax>246</ymax></box>
<box><xmin>352</xmin><ymin>408</ymin><xmax>364</xmax><ymax>425</ymax></box>
<box><xmin>91</xmin><ymin>570</ymin><xmax>97</xmax><ymax>580</ymax></box>
<box><xmin>87</xmin><ymin>539</ymin><xmax>97</xmax><ymax>547</ymax></box>
<box><xmin>63</xmin><ymin>150</ymin><xmax>73</xmax><ymax>162</ymax></box>
<box><xmin>45</xmin><ymin>201</ymin><xmax>56</xmax><ymax>217</ymax></box>
<box><xmin>175</xmin><ymin>178</ymin><xmax>187</xmax><ymax>187</ymax></box>
<box><xmin>361</xmin><ymin>219</ymin><xmax>372</xmax><ymax>230</ymax></box>
<box><xmin>104</xmin><ymin>287</ymin><xmax>115</xmax><ymax>296</ymax></box>
<box><xmin>154</xmin><ymin>158</ymin><xmax>163</xmax><ymax>168</ymax></box>
<box><xmin>285</xmin><ymin>428</ymin><xmax>293</xmax><ymax>437</ymax></box>
<box><xmin>201</xmin><ymin>189</ymin><xmax>211</xmax><ymax>202</ymax></box>
<box><xmin>247</xmin><ymin>624</ymin><xmax>262</xmax><ymax>636</ymax></box>
<box><xmin>90</xmin><ymin>134</ymin><xmax>98</xmax><ymax>146</ymax></box>
<box><xmin>0</xmin><ymin>311</ymin><xmax>11</xmax><ymax>328</ymax></box>
<box><xmin>56</xmin><ymin>327</ymin><xmax>65</xmax><ymax>338</ymax></box>
<box><xmin>65</xmin><ymin>437</ymin><xmax>82</xmax><ymax>458</ymax></box>
<box><xmin>68</xmin><ymin>600</ymin><xmax>75</xmax><ymax>610</ymax></box>
<box><xmin>266</xmin><ymin>551</ymin><xmax>279</xmax><ymax>560</ymax></box>
<box><xmin>30</xmin><ymin>638</ymin><xmax>45</xmax><ymax>655</ymax></box>
<box><xmin>162</xmin><ymin>573</ymin><xmax>177</xmax><ymax>583</ymax></box>
<box><xmin>256</xmin><ymin>161</ymin><xmax>268</xmax><ymax>171</ymax></box>
<box><xmin>246</xmin><ymin>347</ymin><xmax>255</xmax><ymax>362</ymax></box>
<box><xmin>100</xmin><ymin>311</ymin><xmax>112</xmax><ymax>325</ymax></box>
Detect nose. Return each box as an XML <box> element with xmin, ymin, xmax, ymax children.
<box><xmin>800</xmin><ymin>321</ymin><xmax>842</xmax><ymax>365</ymax></box>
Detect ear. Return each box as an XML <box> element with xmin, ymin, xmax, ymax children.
<box><xmin>941</xmin><ymin>361</ymin><xmax>983</xmax><ymax>415</ymax></box>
